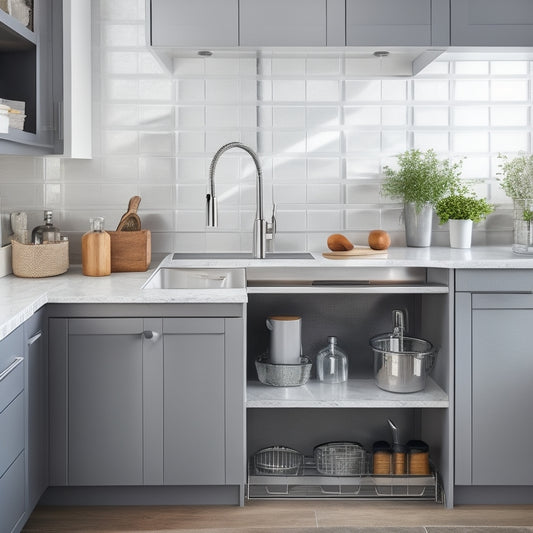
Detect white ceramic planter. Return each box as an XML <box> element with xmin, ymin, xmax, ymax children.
<box><xmin>449</xmin><ymin>219</ymin><xmax>473</xmax><ymax>249</ymax></box>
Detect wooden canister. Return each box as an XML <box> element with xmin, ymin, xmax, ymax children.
<box><xmin>82</xmin><ymin>218</ymin><xmax>111</xmax><ymax>277</ymax></box>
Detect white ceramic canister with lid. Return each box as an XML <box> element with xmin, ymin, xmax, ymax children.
<box><xmin>266</xmin><ymin>315</ymin><xmax>302</xmax><ymax>364</ymax></box>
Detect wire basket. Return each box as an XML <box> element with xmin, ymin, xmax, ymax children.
<box><xmin>255</xmin><ymin>354</ymin><xmax>312</xmax><ymax>387</ymax></box>
<box><xmin>253</xmin><ymin>446</ymin><xmax>304</xmax><ymax>476</ymax></box>
<box><xmin>314</xmin><ymin>442</ymin><xmax>367</xmax><ymax>476</ymax></box>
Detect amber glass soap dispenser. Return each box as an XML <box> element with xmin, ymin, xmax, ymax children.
<box><xmin>82</xmin><ymin>217</ymin><xmax>111</xmax><ymax>276</ymax></box>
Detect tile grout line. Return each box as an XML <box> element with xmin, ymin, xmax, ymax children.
<box><xmin>314</xmin><ymin>508</ymin><xmax>319</xmax><ymax>528</ymax></box>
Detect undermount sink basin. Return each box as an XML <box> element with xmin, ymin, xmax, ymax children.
<box><xmin>171</xmin><ymin>252</ymin><xmax>315</xmax><ymax>260</ymax></box>
<box><xmin>142</xmin><ymin>267</ymin><xmax>246</xmax><ymax>290</ymax></box>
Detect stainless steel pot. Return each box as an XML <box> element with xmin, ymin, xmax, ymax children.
<box><xmin>370</xmin><ymin>334</ymin><xmax>436</xmax><ymax>393</ymax></box>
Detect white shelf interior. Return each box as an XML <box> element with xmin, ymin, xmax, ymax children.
<box><xmin>246</xmin><ymin>378</ymin><xmax>449</xmax><ymax>408</ymax></box>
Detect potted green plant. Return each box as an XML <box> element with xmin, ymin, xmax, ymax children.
<box><xmin>435</xmin><ymin>192</ymin><xmax>494</xmax><ymax>248</ymax></box>
<box><xmin>498</xmin><ymin>152</ymin><xmax>533</xmax><ymax>254</ymax></box>
<box><xmin>382</xmin><ymin>149</ymin><xmax>462</xmax><ymax>247</ymax></box>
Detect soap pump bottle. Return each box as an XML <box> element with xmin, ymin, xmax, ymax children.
<box><xmin>316</xmin><ymin>336</ymin><xmax>348</xmax><ymax>383</ymax></box>
<box><xmin>82</xmin><ymin>217</ymin><xmax>111</xmax><ymax>277</ymax></box>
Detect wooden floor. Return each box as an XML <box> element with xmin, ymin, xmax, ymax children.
<box><xmin>23</xmin><ymin>501</ymin><xmax>533</xmax><ymax>532</ymax></box>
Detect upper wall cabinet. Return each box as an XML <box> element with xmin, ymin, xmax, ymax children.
<box><xmin>346</xmin><ymin>0</ymin><xmax>449</xmax><ymax>47</ymax></box>
<box><xmin>451</xmin><ymin>0</ymin><xmax>533</xmax><ymax>46</ymax></box>
<box><xmin>0</xmin><ymin>0</ymin><xmax>91</xmax><ymax>157</ymax></box>
<box><xmin>240</xmin><ymin>0</ymin><xmax>327</xmax><ymax>47</ymax></box>
<box><xmin>150</xmin><ymin>0</ymin><xmax>238</xmax><ymax>48</ymax></box>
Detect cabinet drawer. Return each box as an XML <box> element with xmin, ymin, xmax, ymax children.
<box><xmin>0</xmin><ymin>356</ymin><xmax>24</xmax><ymax>414</ymax></box>
<box><xmin>0</xmin><ymin>392</ymin><xmax>25</xmax><ymax>478</ymax></box>
<box><xmin>456</xmin><ymin>269</ymin><xmax>533</xmax><ymax>293</ymax></box>
<box><xmin>0</xmin><ymin>452</ymin><xmax>25</xmax><ymax>533</ymax></box>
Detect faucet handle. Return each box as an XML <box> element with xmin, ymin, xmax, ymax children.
<box><xmin>266</xmin><ymin>203</ymin><xmax>276</xmax><ymax>239</ymax></box>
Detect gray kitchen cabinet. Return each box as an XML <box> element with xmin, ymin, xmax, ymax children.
<box><xmin>0</xmin><ymin>0</ymin><xmax>91</xmax><ymax>157</ymax></box>
<box><xmin>451</xmin><ymin>0</ymin><xmax>533</xmax><ymax>46</ymax></box>
<box><xmin>346</xmin><ymin>0</ymin><xmax>449</xmax><ymax>46</ymax></box>
<box><xmin>48</xmin><ymin>305</ymin><xmax>246</xmax><ymax>504</ymax></box>
<box><xmin>239</xmin><ymin>0</ymin><xmax>328</xmax><ymax>47</ymax></box>
<box><xmin>0</xmin><ymin>326</ymin><xmax>25</xmax><ymax>533</ymax></box>
<box><xmin>67</xmin><ymin>318</ymin><xmax>144</xmax><ymax>485</ymax></box>
<box><xmin>163</xmin><ymin>318</ymin><xmax>225</xmax><ymax>485</ymax></box>
<box><xmin>149</xmin><ymin>0</ymin><xmax>238</xmax><ymax>47</ymax></box>
<box><xmin>24</xmin><ymin>309</ymin><xmax>48</xmax><ymax>511</ymax></box>
<box><xmin>455</xmin><ymin>270</ymin><xmax>533</xmax><ymax>503</ymax></box>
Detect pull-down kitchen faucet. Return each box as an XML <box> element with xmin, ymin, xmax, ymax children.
<box><xmin>207</xmin><ymin>142</ymin><xmax>275</xmax><ymax>259</ymax></box>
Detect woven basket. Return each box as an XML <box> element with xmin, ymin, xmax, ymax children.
<box><xmin>12</xmin><ymin>239</ymin><xmax>69</xmax><ymax>278</ymax></box>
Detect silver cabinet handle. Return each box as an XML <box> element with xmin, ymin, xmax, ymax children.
<box><xmin>27</xmin><ymin>331</ymin><xmax>43</xmax><ymax>346</ymax></box>
<box><xmin>0</xmin><ymin>357</ymin><xmax>23</xmax><ymax>382</ymax></box>
<box><xmin>142</xmin><ymin>330</ymin><xmax>160</xmax><ymax>342</ymax></box>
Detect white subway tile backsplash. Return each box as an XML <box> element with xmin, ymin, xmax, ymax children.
<box><xmin>455</xmin><ymin>61</ymin><xmax>490</xmax><ymax>75</ymax></box>
<box><xmin>453</xmin><ymin>132</ymin><xmax>490</xmax><ymax>153</ymax></box>
<box><xmin>414</xmin><ymin>107</ymin><xmax>449</xmax><ymax>127</ymax></box>
<box><xmin>491</xmin><ymin>61</ymin><xmax>529</xmax><ymax>75</ymax></box>
<box><xmin>273</xmin><ymin>106</ymin><xmax>306</xmax><ymax>129</ymax></box>
<box><xmin>345</xmin><ymin>80</ymin><xmax>381</xmax><ymax>102</ymax></box>
<box><xmin>455</xmin><ymin>80</ymin><xmax>489</xmax><ymax>101</ymax></box>
<box><xmin>306</xmin><ymin>106</ymin><xmax>340</xmax><ymax>128</ymax></box>
<box><xmin>306</xmin><ymin>80</ymin><xmax>340</xmax><ymax>102</ymax></box>
<box><xmin>307</xmin><ymin>209</ymin><xmax>341</xmax><ymax>231</ymax></box>
<box><xmin>307</xmin><ymin>131</ymin><xmax>340</xmax><ymax>153</ymax></box>
<box><xmin>306</xmin><ymin>184</ymin><xmax>340</xmax><ymax>204</ymax></box>
<box><xmin>453</xmin><ymin>106</ymin><xmax>489</xmax><ymax>127</ymax></box>
<box><xmin>273</xmin><ymin>80</ymin><xmax>306</xmax><ymax>102</ymax></box>
<box><xmin>491</xmin><ymin>80</ymin><xmax>529</xmax><ymax>101</ymax></box>
<box><xmin>491</xmin><ymin>106</ymin><xmax>529</xmax><ymax>126</ymax></box>
<box><xmin>491</xmin><ymin>131</ymin><xmax>529</xmax><ymax>152</ymax></box>
<box><xmin>3</xmin><ymin>2</ymin><xmax>533</xmax><ymax>258</ymax></box>
<box><xmin>345</xmin><ymin>106</ymin><xmax>381</xmax><ymax>127</ymax></box>
<box><xmin>413</xmin><ymin>80</ymin><xmax>449</xmax><ymax>101</ymax></box>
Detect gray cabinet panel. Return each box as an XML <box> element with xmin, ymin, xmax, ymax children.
<box><xmin>240</xmin><ymin>0</ymin><xmax>327</xmax><ymax>46</ymax></box>
<box><xmin>150</xmin><ymin>0</ymin><xmax>238</xmax><ymax>47</ymax></box>
<box><xmin>0</xmin><ymin>393</ymin><xmax>24</xmax><ymax>479</ymax></box>
<box><xmin>24</xmin><ymin>310</ymin><xmax>48</xmax><ymax>511</ymax></box>
<box><xmin>163</xmin><ymin>329</ymin><xmax>225</xmax><ymax>485</ymax></box>
<box><xmin>472</xmin><ymin>308</ymin><xmax>533</xmax><ymax>485</ymax></box>
<box><xmin>0</xmin><ymin>354</ymin><xmax>23</xmax><ymax>415</ymax></box>
<box><xmin>346</xmin><ymin>0</ymin><xmax>432</xmax><ymax>46</ymax></box>
<box><xmin>451</xmin><ymin>0</ymin><xmax>533</xmax><ymax>46</ymax></box>
<box><xmin>0</xmin><ymin>453</ymin><xmax>25</xmax><ymax>533</ymax></box>
<box><xmin>68</xmin><ymin>327</ymin><xmax>143</xmax><ymax>485</ymax></box>
<box><xmin>456</xmin><ymin>269</ymin><xmax>533</xmax><ymax>293</ymax></box>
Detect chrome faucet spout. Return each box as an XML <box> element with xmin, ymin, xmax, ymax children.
<box><xmin>207</xmin><ymin>142</ymin><xmax>275</xmax><ymax>259</ymax></box>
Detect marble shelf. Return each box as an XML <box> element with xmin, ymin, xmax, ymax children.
<box><xmin>246</xmin><ymin>378</ymin><xmax>449</xmax><ymax>408</ymax></box>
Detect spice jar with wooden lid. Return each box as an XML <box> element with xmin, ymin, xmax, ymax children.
<box><xmin>372</xmin><ymin>441</ymin><xmax>392</xmax><ymax>475</ymax></box>
<box><xmin>407</xmin><ymin>440</ymin><xmax>430</xmax><ymax>475</ymax></box>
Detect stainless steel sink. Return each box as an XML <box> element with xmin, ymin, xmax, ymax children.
<box><xmin>171</xmin><ymin>252</ymin><xmax>315</xmax><ymax>260</ymax></box>
<box><xmin>142</xmin><ymin>267</ymin><xmax>246</xmax><ymax>289</ymax></box>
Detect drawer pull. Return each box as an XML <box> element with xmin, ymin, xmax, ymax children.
<box><xmin>27</xmin><ymin>331</ymin><xmax>43</xmax><ymax>346</ymax></box>
<box><xmin>0</xmin><ymin>357</ymin><xmax>23</xmax><ymax>382</ymax></box>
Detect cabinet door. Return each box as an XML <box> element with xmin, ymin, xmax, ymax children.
<box><xmin>24</xmin><ymin>310</ymin><xmax>48</xmax><ymax>511</ymax></box>
<box><xmin>68</xmin><ymin>318</ymin><xmax>144</xmax><ymax>485</ymax></box>
<box><xmin>150</xmin><ymin>0</ymin><xmax>238</xmax><ymax>47</ymax></box>
<box><xmin>163</xmin><ymin>318</ymin><xmax>226</xmax><ymax>485</ymax></box>
<box><xmin>451</xmin><ymin>0</ymin><xmax>533</xmax><ymax>46</ymax></box>
<box><xmin>472</xmin><ymin>307</ymin><xmax>533</xmax><ymax>485</ymax></box>
<box><xmin>346</xmin><ymin>0</ymin><xmax>433</xmax><ymax>46</ymax></box>
<box><xmin>240</xmin><ymin>0</ymin><xmax>327</xmax><ymax>46</ymax></box>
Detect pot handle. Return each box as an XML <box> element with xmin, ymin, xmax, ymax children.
<box><xmin>425</xmin><ymin>349</ymin><xmax>438</xmax><ymax>373</ymax></box>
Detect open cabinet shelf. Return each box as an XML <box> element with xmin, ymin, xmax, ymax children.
<box><xmin>247</xmin><ymin>378</ymin><xmax>449</xmax><ymax>408</ymax></box>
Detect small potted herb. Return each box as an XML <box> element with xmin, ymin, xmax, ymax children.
<box><xmin>498</xmin><ymin>153</ymin><xmax>533</xmax><ymax>254</ymax></box>
<box><xmin>435</xmin><ymin>192</ymin><xmax>494</xmax><ymax>248</ymax></box>
<box><xmin>382</xmin><ymin>149</ymin><xmax>462</xmax><ymax>247</ymax></box>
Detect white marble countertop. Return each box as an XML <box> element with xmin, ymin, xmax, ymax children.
<box><xmin>0</xmin><ymin>265</ymin><xmax>247</xmax><ymax>341</ymax></box>
<box><xmin>2</xmin><ymin>245</ymin><xmax>533</xmax><ymax>342</ymax></box>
